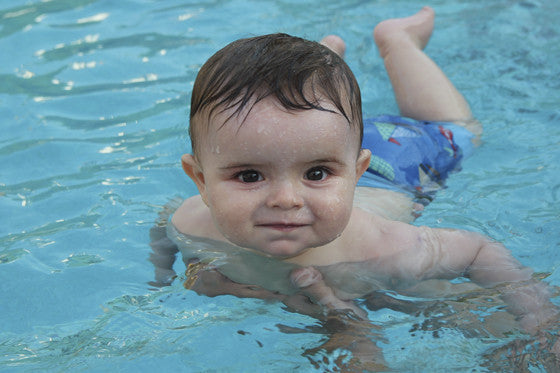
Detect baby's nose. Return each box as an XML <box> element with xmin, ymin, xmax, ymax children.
<box><xmin>266</xmin><ymin>180</ymin><xmax>304</xmax><ymax>209</ymax></box>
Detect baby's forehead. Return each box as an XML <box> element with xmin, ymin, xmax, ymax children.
<box><xmin>191</xmin><ymin>95</ymin><xmax>362</xmax><ymax>161</ymax></box>
<box><xmin>206</xmin><ymin>96</ymin><xmax>356</xmax><ymax>134</ymax></box>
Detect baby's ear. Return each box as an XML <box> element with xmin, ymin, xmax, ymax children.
<box><xmin>355</xmin><ymin>149</ymin><xmax>371</xmax><ymax>183</ymax></box>
<box><xmin>181</xmin><ymin>154</ymin><xmax>209</xmax><ymax>205</ymax></box>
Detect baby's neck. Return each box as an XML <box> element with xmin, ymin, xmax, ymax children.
<box><xmin>284</xmin><ymin>240</ymin><xmax>346</xmax><ymax>267</ymax></box>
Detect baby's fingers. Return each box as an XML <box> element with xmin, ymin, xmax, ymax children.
<box><xmin>291</xmin><ymin>266</ymin><xmax>368</xmax><ymax>319</ymax></box>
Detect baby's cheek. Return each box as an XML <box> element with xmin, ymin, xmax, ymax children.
<box><xmin>316</xmin><ymin>191</ymin><xmax>353</xmax><ymax>224</ymax></box>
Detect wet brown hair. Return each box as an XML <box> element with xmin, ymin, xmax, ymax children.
<box><xmin>189</xmin><ymin>33</ymin><xmax>363</xmax><ymax>157</ymax></box>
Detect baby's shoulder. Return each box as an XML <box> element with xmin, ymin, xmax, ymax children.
<box><xmin>353</xmin><ymin>187</ymin><xmax>420</xmax><ymax>223</ymax></box>
<box><xmin>345</xmin><ymin>207</ymin><xmax>427</xmax><ymax>256</ymax></box>
<box><xmin>171</xmin><ymin>195</ymin><xmax>222</xmax><ymax>239</ymax></box>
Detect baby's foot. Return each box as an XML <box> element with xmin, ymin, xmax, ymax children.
<box><xmin>373</xmin><ymin>6</ymin><xmax>435</xmax><ymax>58</ymax></box>
<box><xmin>319</xmin><ymin>34</ymin><xmax>346</xmax><ymax>58</ymax></box>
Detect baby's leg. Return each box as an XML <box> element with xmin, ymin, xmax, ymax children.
<box><xmin>374</xmin><ymin>7</ymin><xmax>481</xmax><ymax>135</ymax></box>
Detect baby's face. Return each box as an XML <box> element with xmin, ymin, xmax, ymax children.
<box><xmin>194</xmin><ymin>97</ymin><xmax>368</xmax><ymax>258</ymax></box>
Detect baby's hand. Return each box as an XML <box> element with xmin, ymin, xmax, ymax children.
<box><xmin>291</xmin><ymin>267</ymin><xmax>388</xmax><ymax>370</ymax></box>
<box><xmin>290</xmin><ymin>266</ymin><xmax>368</xmax><ymax>319</ymax></box>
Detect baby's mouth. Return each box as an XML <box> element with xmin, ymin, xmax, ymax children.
<box><xmin>256</xmin><ymin>223</ymin><xmax>308</xmax><ymax>232</ymax></box>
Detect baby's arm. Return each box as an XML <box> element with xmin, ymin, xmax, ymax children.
<box><xmin>432</xmin><ymin>228</ymin><xmax>558</xmax><ymax>335</ymax></box>
<box><xmin>184</xmin><ymin>260</ymin><xmax>328</xmax><ymax>317</ymax></box>
<box><xmin>148</xmin><ymin>215</ymin><xmax>179</xmax><ymax>287</ymax></box>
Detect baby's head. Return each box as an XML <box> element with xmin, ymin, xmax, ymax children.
<box><xmin>189</xmin><ymin>33</ymin><xmax>363</xmax><ymax>158</ymax></box>
<box><xmin>183</xmin><ymin>33</ymin><xmax>370</xmax><ymax>257</ymax></box>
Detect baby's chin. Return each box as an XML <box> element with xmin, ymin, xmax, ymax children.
<box><xmin>241</xmin><ymin>242</ymin><xmax>313</xmax><ymax>259</ymax></box>
<box><xmin>235</xmin><ymin>235</ymin><xmax>340</xmax><ymax>260</ymax></box>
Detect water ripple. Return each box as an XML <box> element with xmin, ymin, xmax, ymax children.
<box><xmin>37</xmin><ymin>33</ymin><xmax>208</xmax><ymax>61</ymax></box>
<box><xmin>0</xmin><ymin>0</ymin><xmax>97</xmax><ymax>39</ymax></box>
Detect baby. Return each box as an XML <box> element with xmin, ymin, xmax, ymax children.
<box><xmin>154</xmin><ymin>6</ymin><xmax>558</xmax><ymax>362</ymax></box>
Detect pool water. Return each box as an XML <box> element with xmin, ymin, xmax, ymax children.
<box><xmin>1</xmin><ymin>0</ymin><xmax>559</xmax><ymax>371</ymax></box>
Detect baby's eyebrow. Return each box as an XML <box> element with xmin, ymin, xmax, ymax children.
<box><xmin>218</xmin><ymin>162</ymin><xmax>262</xmax><ymax>170</ymax></box>
<box><xmin>307</xmin><ymin>157</ymin><xmax>345</xmax><ymax>165</ymax></box>
<box><xmin>218</xmin><ymin>157</ymin><xmax>346</xmax><ymax>171</ymax></box>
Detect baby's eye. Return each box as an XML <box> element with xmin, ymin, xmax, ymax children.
<box><xmin>236</xmin><ymin>170</ymin><xmax>262</xmax><ymax>183</ymax></box>
<box><xmin>305</xmin><ymin>167</ymin><xmax>329</xmax><ymax>181</ymax></box>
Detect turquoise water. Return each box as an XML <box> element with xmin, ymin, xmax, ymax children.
<box><xmin>1</xmin><ymin>0</ymin><xmax>559</xmax><ymax>371</ymax></box>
